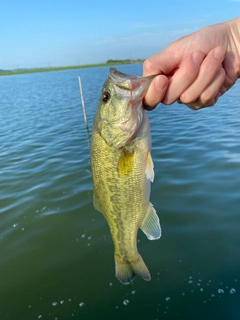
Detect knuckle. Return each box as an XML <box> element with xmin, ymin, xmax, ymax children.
<box><xmin>200</xmin><ymin>95</ymin><xmax>215</xmax><ymax>107</ymax></box>
<box><xmin>200</xmin><ymin>91</ymin><xmax>214</xmax><ymax>105</ymax></box>
<box><xmin>181</xmin><ymin>69</ymin><xmax>193</xmax><ymax>82</ymax></box>
<box><xmin>143</xmin><ymin>58</ymin><xmax>154</xmax><ymax>73</ymax></box>
<box><xmin>180</xmin><ymin>91</ymin><xmax>196</xmax><ymax>104</ymax></box>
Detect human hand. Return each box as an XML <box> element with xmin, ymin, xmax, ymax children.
<box><xmin>143</xmin><ymin>18</ymin><xmax>240</xmax><ymax>110</ymax></box>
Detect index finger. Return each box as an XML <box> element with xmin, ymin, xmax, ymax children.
<box><xmin>143</xmin><ymin>74</ymin><xmax>168</xmax><ymax>110</ymax></box>
<box><xmin>143</xmin><ymin>49</ymin><xmax>181</xmax><ymax>77</ymax></box>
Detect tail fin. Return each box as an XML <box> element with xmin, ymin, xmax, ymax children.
<box><xmin>114</xmin><ymin>253</ymin><xmax>151</xmax><ymax>285</ymax></box>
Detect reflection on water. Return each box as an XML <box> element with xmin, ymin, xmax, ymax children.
<box><xmin>0</xmin><ymin>66</ymin><xmax>239</xmax><ymax>320</ymax></box>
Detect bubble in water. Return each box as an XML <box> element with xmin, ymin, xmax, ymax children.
<box><xmin>79</xmin><ymin>302</ymin><xmax>85</xmax><ymax>307</ymax></box>
<box><xmin>218</xmin><ymin>289</ymin><xmax>224</xmax><ymax>294</ymax></box>
<box><xmin>109</xmin><ymin>282</ymin><xmax>113</xmax><ymax>287</ymax></box>
<box><xmin>165</xmin><ymin>297</ymin><xmax>171</xmax><ymax>301</ymax></box>
<box><xmin>13</xmin><ymin>223</ymin><xmax>18</xmax><ymax>228</ymax></box>
<box><xmin>188</xmin><ymin>280</ymin><xmax>193</xmax><ymax>284</ymax></box>
<box><xmin>131</xmin><ymin>290</ymin><xmax>136</xmax><ymax>295</ymax></box>
<box><xmin>230</xmin><ymin>288</ymin><xmax>236</xmax><ymax>294</ymax></box>
<box><xmin>200</xmin><ymin>288</ymin><xmax>204</xmax><ymax>292</ymax></box>
<box><xmin>81</xmin><ymin>234</ymin><xmax>85</xmax><ymax>238</ymax></box>
<box><xmin>38</xmin><ymin>316</ymin><xmax>42</xmax><ymax>319</ymax></box>
<box><xmin>60</xmin><ymin>300</ymin><xmax>64</xmax><ymax>304</ymax></box>
<box><xmin>52</xmin><ymin>302</ymin><xmax>58</xmax><ymax>306</ymax></box>
<box><xmin>123</xmin><ymin>299</ymin><xmax>129</xmax><ymax>306</ymax></box>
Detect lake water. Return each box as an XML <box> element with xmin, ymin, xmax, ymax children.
<box><xmin>0</xmin><ymin>64</ymin><xmax>239</xmax><ymax>320</ymax></box>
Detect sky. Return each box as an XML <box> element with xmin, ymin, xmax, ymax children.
<box><xmin>1</xmin><ymin>0</ymin><xmax>240</xmax><ymax>69</ymax></box>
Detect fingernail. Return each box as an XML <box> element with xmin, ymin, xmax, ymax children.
<box><xmin>213</xmin><ymin>47</ymin><xmax>225</xmax><ymax>61</ymax></box>
<box><xmin>155</xmin><ymin>75</ymin><xmax>168</xmax><ymax>91</ymax></box>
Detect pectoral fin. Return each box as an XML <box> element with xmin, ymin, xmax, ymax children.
<box><xmin>140</xmin><ymin>203</ymin><xmax>161</xmax><ymax>240</ymax></box>
<box><xmin>146</xmin><ymin>152</ymin><xmax>154</xmax><ymax>182</ymax></box>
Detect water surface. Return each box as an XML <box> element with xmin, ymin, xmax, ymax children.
<box><xmin>0</xmin><ymin>65</ymin><xmax>239</xmax><ymax>320</ymax></box>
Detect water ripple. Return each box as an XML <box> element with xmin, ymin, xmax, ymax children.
<box><xmin>0</xmin><ymin>67</ymin><xmax>240</xmax><ymax>320</ymax></box>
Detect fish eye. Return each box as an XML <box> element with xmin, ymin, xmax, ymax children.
<box><xmin>102</xmin><ymin>91</ymin><xmax>111</xmax><ymax>103</ymax></box>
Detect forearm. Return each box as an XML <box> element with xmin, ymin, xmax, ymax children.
<box><xmin>226</xmin><ymin>17</ymin><xmax>240</xmax><ymax>78</ymax></box>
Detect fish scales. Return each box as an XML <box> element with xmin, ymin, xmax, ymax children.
<box><xmin>91</xmin><ymin>68</ymin><xmax>161</xmax><ymax>284</ymax></box>
<box><xmin>92</xmin><ymin>124</ymin><xmax>148</xmax><ymax>253</ymax></box>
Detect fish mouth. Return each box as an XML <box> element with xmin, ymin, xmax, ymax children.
<box><xmin>109</xmin><ymin>68</ymin><xmax>156</xmax><ymax>94</ymax></box>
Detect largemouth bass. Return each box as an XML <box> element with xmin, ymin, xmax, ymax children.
<box><xmin>91</xmin><ymin>68</ymin><xmax>161</xmax><ymax>284</ymax></box>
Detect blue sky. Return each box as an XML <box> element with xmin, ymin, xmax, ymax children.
<box><xmin>1</xmin><ymin>0</ymin><xmax>240</xmax><ymax>69</ymax></box>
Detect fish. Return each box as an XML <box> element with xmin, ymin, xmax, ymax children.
<box><xmin>91</xmin><ymin>68</ymin><xmax>161</xmax><ymax>284</ymax></box>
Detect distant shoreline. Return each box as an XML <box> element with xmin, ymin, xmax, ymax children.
<box><xmin>0</xmin><ymin>60</ymin><xmax>144</xmax><ymax>77</ymax></box>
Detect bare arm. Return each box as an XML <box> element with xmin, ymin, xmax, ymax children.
<box><xmin>143</xmin><ymin>17</ymin><xmax>240</xmax><ymax>110</ymax></box>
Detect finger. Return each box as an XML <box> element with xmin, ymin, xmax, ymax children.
<box><xmin>143</xmin><ymin>75</ymin><xmax>168</xmax><ymax>110</ymax></box>
<box><xmin>185</xmin><ymin>101</ymin><xmax>215</xmax><ymax>110</ymax></box>
<box><xmin>180</xmin><ymin>46</ymin><xmax>226</xmax><ymax>104</ymax></box>
<box><xmin>185</xmin><ymin>94</ymin><xmax>219</xmax><ymax>110</ymax></box>
<box><xmin>162</xmin><ymin>50</ymin><xmax>205</xmax><ymax>105</ymax></box>
<box><xmin>199</xmin><ymin>67</ymin><xmax>226</xmax><ymax>105</ymax></box>
<box><xmin>183</xmin><ymin>67</ymin><xmax>226</xmax><ymax>110</ymax></box>
<box><xmin>143</xmin><ymin>47</ymin><xmax>180</xmax><ymax>76</ymax></box>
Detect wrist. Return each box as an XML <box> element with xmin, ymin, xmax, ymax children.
<box><xmin>227</xmin><ymin>17</ymin><xmax>240</xmax><ymax>78</ymax></box>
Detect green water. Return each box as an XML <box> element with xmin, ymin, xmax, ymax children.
<box><xmin>0</xmin><ymin>65</ymin><xmax>239</xmax><ymax>320</ymax></box>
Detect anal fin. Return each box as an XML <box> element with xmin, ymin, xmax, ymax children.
<box><xmin>140</xmin><ymin>203</ymin><xmax>161</xmax><ymax>240</ymax></box>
